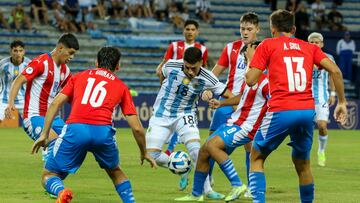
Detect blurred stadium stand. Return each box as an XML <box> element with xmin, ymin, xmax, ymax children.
<box><xmin>0</xmin><ymin>0</ymin><xmax>359</xmax><ymax>98</ymax></box>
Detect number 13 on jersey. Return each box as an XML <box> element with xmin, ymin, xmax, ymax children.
<box><xmin>284</xmin><ymin>57</ymin><xmax>306</xmax><ymax>92</ymax></box>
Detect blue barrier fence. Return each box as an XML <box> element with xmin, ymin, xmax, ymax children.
<box><xmin>62</xmin><ymin>94</ymin><xmax>360</xmax><ymax>130</ymax></box>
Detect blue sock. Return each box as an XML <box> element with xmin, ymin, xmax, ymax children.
<box><xmin>192</xmin><ymin>171</ymin><xmax>207</xmax><ymax>197</ymax></box>
<box><xmin>245</xmin><ymin>151</ymin><xmax>250</xmax><ymax>185</ymax></box>
<box><xmin>219</xmin><ymin>159</ymin><xmax>242</xmax><ymax>187</ymax></box>
<box><xmin>45</xmin><ymin>176</ymin><xmax>64</xmax><ymax>196</ymax></box>
<box><xmin>249</xmin><ymin>172</ymin><xmax>266</xmax><ymax>203</ymax></box>
<box><xmin>208</xmin><ymin>158</ymin><xmax>215</xmax><ymax>182</ymax></box>
<box><xmin>300</xmin><ymin>183</ymin><xmax>314</xmax><ymax>203</ymax></box>
<box><xmin>115</xmin><ymin>180</ymin><xmax>135</xmax><ymax>203</ymax></box>
<box><xmin>166</xmin><ymin>133</ymin><xmax>178</xmax><ymax>154</ymax></box>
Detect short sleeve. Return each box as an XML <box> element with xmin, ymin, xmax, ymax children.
<box><xmin>162</xmin><ymin>61</ymin><xmax>173</xmax><ymax>78</ymax></box>
<box><xmin>203</xmin><ymin>70</ymin><xmax>227</xmax><ymax>95</ymax></box>
<box><xmin>60</xmin><ymin>76</ymin><xmax>74</xmax><ymax>99</ymax></box>
<box><xmin>249</xmin><ymin>41</ymin><xmax>269</xmax><ymax>71</ymax></box>
<box><xmin>22</xmin><ymin>60</ymin><xmax>44</xmax><ymax>82</ymax></box>
<box><xmin>261</xmin><ymin>81</ymin><xmax>269</xmax><ymax>99</ymax></box>
<box><xmin>313</xmin><ymin>45</ymin><xmax>327</xmax><ymax>66</ymax></box>
<box><xmin>164</xmin><ymin>43</ymin><xmax>174</xmax><ymax>60</ymax></box>
<box><xmin>120</xmin><ymin>88</ymin><xmax>137</xmax><ymax>115</ymax></box>
<box><xmin>61</xmin><ymin>72</ymin><xmax>72</xmax><ymax>88</ymax></box>
<box><xmin>202</xmin><ymin>48</ymin><xmax>208</xmax><ymax>66</ymax></box>
<box><xmin>217</xmin><ymin>45</ymin><xmax>229</xmax><ymax>67</ymax></box>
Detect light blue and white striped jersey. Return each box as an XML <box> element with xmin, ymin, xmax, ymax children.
<box><xmin>154</xmin><ymin>59</ymin><xmax>226</xmax><ymax>118</ymax></box>
<box><xmin>0</xmin><ymin>56</ymin><xmax>30</xmax><ymax>106</ymax></box>
<box><xmin>312</xmin><ymin>53</ymin><xmax>335</xmax><ymax>104</ymax></box>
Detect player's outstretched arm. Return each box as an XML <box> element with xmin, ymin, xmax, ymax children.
<box><xmin>4</xmin><ymin>75</ymin><xmax>27</xmax><ymax>119</ymax></box>
<box><xmin>211</xmin><ymin>64</ymin><xmax>227</xmax><ymax>77</ymax></box>
<box><xmin>319</xmin><ymin>58</ymin><xmax>347</xmax><ymax>124</ymax></box>
<box><xmin>31</xmin><ymin>93</ymin><xmax>69</xmax><ymax>154</ymax></box>
<box><xmin>156</xmin><ymin>59</ymin><xmax>167</xmax><ymax>84</ymax></box>
<box><xmin>125</xmin><ymin>114</ymin><xmax>157</xmax><ymax>168</ymax></box>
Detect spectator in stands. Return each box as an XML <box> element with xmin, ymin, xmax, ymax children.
<box><xmin>311</xmin><ymin>0</ymin><xmax>326</xmax><ymax>30</ymax></box>
<box><xmin>109</xmin><ymin>0</ymin><xmax>126</xmax><ymax>18</ymax></box>
<box><xmin>53</xmin><ymin>1</ymin><xmax>79</xmax><ymax>32</ymax></box>
<box><xmin>153</xmin><ymin>0</ymin><xmax>169</xmax><ymax>21</ymax></box>
<box><xmin>327</xmin><ymin>4</ymin><xmax>346</xmax><ymax>31</ymax></box>
<box><xmin>169</xmin><ymin>2</ymin><xmax>187</xmax><ymax>29</ymax></box>
<box><xmin>76</xmin><ymin>6</ymin><xmax>94</xmax><ymax>32</ymax></box>
<box><xmin>285</xmin><ymin>0</ymin><xmax>299</xmax><ymax>13</ymax></box>
<box><xmin>127</xmin><ymin>0</ymin><xmax>143</xmax><ymax>18</ymax></box>
<box><xmin>0</xmin><ymin>9</ymin><xmax>10</xmax><ymax>30</ymax></box>
<box><xmin>31</xmin><ymin>0</ymin><xmax>49</xmax><ymax>25</ymax></box>
<box><xmin>195</xmin><ymin>0</ymin><xmax>213</xmax><ymax>24</ymax></box>
<box><xmin>337</xmin><ymin>31</ymin><xmax>356</xmax><ymax>81</ymax></box>
<box><xmin>295</xmin><ymin>2</ymin><xmax>310</xmax><ymax>40</ymax></box>
<box><xmin>8</xmin><ymin>3</ymin><xmax>33</xmax><ymax>32</ymax></box>
<box><xmin>64</xmin><ymin>0</ymin><xmax>80</xmax><ymax>19</ymax></box>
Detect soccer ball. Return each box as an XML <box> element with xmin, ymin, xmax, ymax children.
<box><xmin>168</xmin><ymin>151</ymin><xmax>192</xmax><ymax>175</ymax></box>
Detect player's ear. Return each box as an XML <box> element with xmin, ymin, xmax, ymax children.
<box><xmin>291</xmin><ymin>26</ymin><xmax>296</xmax><ymax>35</ymax></box>
<box><xmin>115</xmin><ymin>63</ymin><xmax>121</xmax><ymax>71</ymax></box>
<box><xmin>95</xmin><ymin>60</ymin><xmax>98</xmax><ymax>68</ymax></box>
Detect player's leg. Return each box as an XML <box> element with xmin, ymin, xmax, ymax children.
<box><xmin>105</xmin><ymin>166</ymin><xmax>135</xmax><ymax>203</ymax></box>
<box><xmin>315</xmin><ymin>103</ymin><xmax>330</xmax><ymax>167</ymax></box>
<box><xmin>146</xmin><ymin>116</ymin><xmax>173</xmax><ymax>167</ymax></box>
<box><xmin>289</xmin><ymin>109</ymin><xmax>315</xmax><ymax>203</ymax></box>
<box><xmin>165</xmin><ymin>132</ymin><xmax>179</xmax><ymax>155</ymax></box>
<box><xmin>249</xmin><ymin>111</ymin><xmax>291</xmax><ymax>203</ymax></box>
<box><xmin>243</xmin><ymin>142</ymin><xmax>252</xmax><ymax>198</ymax></box>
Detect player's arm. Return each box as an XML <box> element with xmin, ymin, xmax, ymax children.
<box><xmin>209</xmin><ymin>93</ymin><xmax>241</xmax><ymax>109</ymax></box>
<box><xmin>211</xmin><ymin>63</ymin><xmax>227</xmax><ymax>77</ymax></box>
<box><xmin>4</xmin><ymin>74</ymin><xmax>27</xmax><ymax>119</ymax></box>
<box><xmin>125</xmin><ymin>114</ymin><xmax>157</xmax><ymax>168</ymax></box>
<box><xmin>319</xmin><ymin>58</ymin><xmax>347</xmax><ymax>123</ymax></box>
<box><xmin>31</xmin><ymin>93</ymin><xmax>69</xmax><ymax>154</ymax></box>
<box><xmin>156</xmin><ymin>59</ymin><xmax>167</xmax><ymax>84</ymax></box>
<box><xmin>328</xmin><ymin>75</ymin><xmax>336</xmax><ymax>106</ymax></box>
<box><xmin>245</xmin><ymin>43</ymin><xmax>263</xmax><ymax>86</ymax></box>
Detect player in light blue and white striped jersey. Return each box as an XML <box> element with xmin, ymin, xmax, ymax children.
<box><xmin>0</xmin><ymin>40</ymin><xmax>30</xmax><ymax>122</ymax></box>
<box><xmin>147</xmin><ymin>47</ymin><xmax>233</xmax><ymax>199</ymax></box>
<box><xmin>308</xmin><ymin>32</ymin><xmax>336</xmax><ymax>167</ymax></box>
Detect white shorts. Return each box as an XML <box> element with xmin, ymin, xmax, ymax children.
<box><xmin>315</xmin><ymin>103</ymin><xmax>329</xmax><ymax>121</ymax></box>
<box><xmin>0</xmin><ymin>103</ymin><xmax>23</xmax><ymax>121</ymax></box>
<box><xmin>146</xmin><ymin>114</ymin><xmax>200</xmax><ymax>150</ymax></box>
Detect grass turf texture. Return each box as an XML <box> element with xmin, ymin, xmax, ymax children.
<box><xmin>0</xmin><ymin>128</ymin><xmax>359</xmax><ymax>203</ymax></box>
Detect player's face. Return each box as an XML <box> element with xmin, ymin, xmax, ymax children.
<box><xmin>60</xmin><ymin>47</ymin><xmax>77</xmax><ymax>64</ymax></box>
<box><xmin>10</xmin><ymin>46</ymin><xmax>25</xmax><ymax>64</ymax></box>
<box><xmin>308</xmin><ymin>38</ymin><xmax>324</xmax><ymax>48</ymax></box>
<box><xmin>183</xmin><ymin>60</ymin><xmax>202</xmax><ymax>79</ymax></box>
<box><xmin>240</xmin><ymin>22</ymin><xmax>259</xmax><ymax>45</ymax></box>
<box><xmin>183</xmin><ymin>24</ymin><xmax>198</xmax><ymax>42</ymax></box>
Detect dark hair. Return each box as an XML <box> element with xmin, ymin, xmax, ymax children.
<box><xmin>184</xmin><ymin>19</ymin><xmax>199</xmax><ymax>29</ymax></box>
<box><xmin>240</xmin><ymin>12</ymin><xmax>259</xmax><ymax>25</ymax></box>
<box><xmin>97</xmin><ymin>46</ymin><xmax>121</xmax><ymax>71</ymax></box>
<box><xmin>57</xmin><ymin>33</ymin><xmax>79</xmax><ymax>50</ymax></box>
<box><xmin>10</xmin><ymin>40</ymin><xmax>25</xmax><ymax>49</ymax></box>
<box><xmin>183</xmin><ymin>47</ymin><xmax>202</xmax><ymax>64</ymax></box>
<box><xmin>270</xmin><ymin>9</ymin><xmax>294</xmax><ymax>33</ymax></box>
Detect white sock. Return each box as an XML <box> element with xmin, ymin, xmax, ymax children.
<box><xmin>318</xmin><ymin>135</ymin><xmax>328</xmax><ymax>153</ymax></box>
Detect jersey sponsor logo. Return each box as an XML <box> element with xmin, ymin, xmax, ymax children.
<box><xmin>49</xmin><ymin>70</ymin><xmax>53</xmax><ymax>75</ymax></box>
<box><xmin>338</xmin><ymin>101</ymin><xmax>358</xmax><ymax>130</ymax></box>
<box><xmin>25</xmin><ymin>67</ymin><xmax>33</xmax><ymax>74</ymax></box>
<box><xmin>178</xmin><ymin>46</ymin><xmax>184</xmax><ymax>50</ymax></box>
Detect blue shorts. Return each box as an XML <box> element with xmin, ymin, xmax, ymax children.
<box><xmin>23</xmin><ymin>116</ymin><xmax>65</xmax><ymax>141</ymax></box>
<box><xmin>208</xmin><ymin>124</ymin><xmax>252</xmax><ymax>155</ymax></box>
<box><xmin>209</xmin><ymin>97</ymin><xmax>234</xmax><ymax>132</ymax></box>
<box><xmin>45</xmin><ymin>124</ymin><xmax>118</xmax><ymax>176</ymax></box>
<box><xmin>252</xmin><ymin>109</ymin><xmax>315</xmax><ymax>160</ymax></box>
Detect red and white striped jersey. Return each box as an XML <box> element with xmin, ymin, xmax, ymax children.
<box><xmin>164</xmin><ymin>41</ymin><xmax>208</xmax><ymax>66</ymax></box>
<box><xmin>227</xmin><ymin>74</ymin><xmax>269</xmax><ymax>139</ymax></box>
<box><xmin>22</xmin><ymin>53</ymin><xmax>71</xmax><ymax>119</ymax></box>
<box><xmin>217</xmin><ymin>40</ymin><xmax>247</xmax><ymax>95</ymax></box>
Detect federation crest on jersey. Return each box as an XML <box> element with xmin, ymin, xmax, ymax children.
<box><xmin>182</xmin><ymin>78</ymin><xmax>190</xmax><ymax>85</ymax></box>
<box><xmin>14</xmin><ymin>70</ymin><xmax>19</xmax><ymax>76</ymax></box>
<box><xmin>25</xmin><ymin>67</ymin><xmax>33</xmax><ymax>74</ymax></box>
<box><xmin>338</xmin><ymin>101</ymin><xmax>358</xmax><ymax>130</ymax></box>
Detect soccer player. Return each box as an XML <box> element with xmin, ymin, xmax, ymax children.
<box><xmin>175</xmin><ymin>72</ymin><xmax>269</xmax><ymax>202</ymax></box>
<box><xmin>31</xmin><ymin>46</ymin><xmax>157</xmax><ymax>203</ymax></box>
<box><xmin>246</xmin><ymin>10</ymin><xmax>347</xmax><ymax>202</ymax></box>
<box><xmin>0</xmin><ymin>40</ymin><xmax>30</xmax><ymax>124</ymax></box>
<box><xmin>308</xmin><ymin>32</ymin><xmax>336</xmax><ymax>167</ymax></box>
<box><xmin>147</xmin><ymin>47</ymin><xmax>232</xmax><ymax>199</ymax></box>
<box><xmin>5</xmin><ymin>33</ymin><xmax>79</xmax><ymax>161</ymax></box>
<box><xmin>157</xmin><ymin>19</ymin><xmax>208</xmax><ymax>160</ymax></box>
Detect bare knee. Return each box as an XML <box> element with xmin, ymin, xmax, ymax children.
<box><xmin>317</xmin><ymin>121</ymin><xmax>328</xmax><ymax>135</ymax></box>
<box><xmin>105</xmin><ymin>166</ymin><xmax>128</xmax><ymax>185</ymax></box>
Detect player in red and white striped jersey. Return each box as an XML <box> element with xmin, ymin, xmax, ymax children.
<box><xmin>5</xmin><ymin>33</ymin><xmax>79</xmax><ymax>161</ymax></box>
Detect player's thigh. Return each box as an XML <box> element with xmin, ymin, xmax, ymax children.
<box><xmin>252</xmin><ymin>111</ymin><xmax>292</xmax><ymax>155</ymax></box>
<box><xmin>89</xmin><ymin>125</ymin><xmax>119</xmax><ymax>169</ymax></box>
<box><xmin>23</xmin><ymin>116</ymin><xmax>65</xmax><ymax>140</ymax></box>
<box><xmin>176</xmin><ymin>114</ymin><xmax>200</xmax><ymax>143</ymax></box>
<box><xmin>209</xmin><ymin>104</ymin><xmax>234</xmax><ymax>132</ymax></box>
<box><xmin>146</xmin><ymin>116</ymin><xmax>173</xmax><ymax>150</ymax></box>
<box><xmin>289</xmin><ymin>110</ymin><xmax>315</xmax><ymax>160</ymax></box>
<box><xmin>46</xmin><ymin>124</ymin><xmax>91</xmax><ymax>174</ymax></box>
<box><xmin>315</xmin><ymin>103</ymin><xmax>329</xmax><ymax>122</ymax></box>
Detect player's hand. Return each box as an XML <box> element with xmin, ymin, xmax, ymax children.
<box><xmin>4</xmin><ymin>104</ymin><xmax>16</xmax><ymax>119</ymax></box>
<box><xmin>328</xmin><ymin>96</ymin><xmax>336</xmax><ymax>106</ymax></box>
<box><xmin>31</xmin><ymin>133</ymin><xmax>48</xmax><ymax>154</ymax></box>
<box><xmin>333</xmin><ymin>102</ymin><xmax>347</xmax><ymax>125</ymax></box>
<box><xmin>245</xmin><ymin>44</ymin><xmax>256</xmax><ymax>63</ymax></box>
<box><xmin>201</xmin><ymin>90</ymin><xmax>213</xmax><ymax>102</ymax></box>
<box><xmin>141</xmin><ymin>153</ymin><xmax>158</xmax><ymax>168</ymax></box>
<box><xmin>209</xmin><ymin>98</ymin><xmax>221</xmax><ymax>109</ymax></box>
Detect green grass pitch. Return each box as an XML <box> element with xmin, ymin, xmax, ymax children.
<box><xmin>0</xmin><ymin>128</ymin><xmax>359</xmax><ymax>203</ymax></box>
